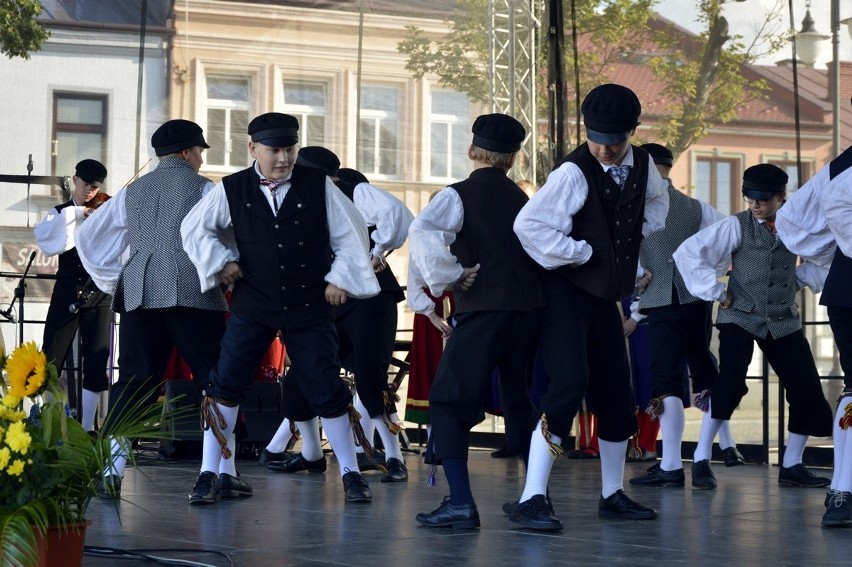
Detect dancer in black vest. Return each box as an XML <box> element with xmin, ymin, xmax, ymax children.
<box><xmin>512</xmin><ymin>84</ymin><xmax>669</xmax><ymax>529</ymax></box>
<box><xmin>674</xmin><ymin>164</ymin><xmax>833</xmax><ymax>490</ymax></box>
<box><xmin>35</xmin><ymin>159</ymin><xmax>112</xmax><ymax>432</ymax></box>
<box><xmin>777</xmin><ymin>137</ymin><xmax>852</xmax><ymax>526</ymax></box>
<box><xmin>411</xmin><ymin>113</ymin><xmax>546</xmax><ymax>529</ymax></box>
<box><xmin>181</xmin><ymin>113</ymin><xmax>381</xmax><ymax>505</ymax></box>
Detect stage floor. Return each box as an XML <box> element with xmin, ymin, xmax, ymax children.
<box><xmin>82</xmin><ymin>447</ymin><xmax>848</xmax><ymax>566</ymax></box>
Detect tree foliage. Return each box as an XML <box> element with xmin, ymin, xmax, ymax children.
<box><xmin>0</xmin><ymin>0</ymin><xmax>50</xmax><ymax>60</ymax></box>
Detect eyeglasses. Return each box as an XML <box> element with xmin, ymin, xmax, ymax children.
<box><xmin>743</xmin><ymin>196</ymin><xmax>776</xmax><ymax>206</ymax></box>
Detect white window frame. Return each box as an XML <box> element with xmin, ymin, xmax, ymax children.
<box><xmin>426</xmin><ymin>89</ymin><xmax>473</xmax><ymax>183</ymax></box>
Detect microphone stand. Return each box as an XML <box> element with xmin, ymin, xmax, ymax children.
<box><xmin>12</xmin><ymin>251</ymin><xmax>37</xmax><ymax>345</ymax></box>
<box><xmin>26</xmin><ymin>154</ymin><xmax>33</xmax><ymax>228</ymax></box>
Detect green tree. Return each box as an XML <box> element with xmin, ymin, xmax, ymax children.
<box><xmin>0</xmin><ymin>0</ymin><xmax>50</xmax><ymax>59</ymax></box>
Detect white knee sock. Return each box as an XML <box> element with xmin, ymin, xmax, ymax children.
<box><xmin>783</xmin><ymin>432</ymin><xmax>808</xmax><ymax>468</ymax></box>
<box><xmin>266</xmin><ymin>418</ymin><xmax>296</xmax><ymax>453</ymax></box>
<box><xmin>353</xmin><ymin>393</ymin><xmax>373</xmax><ymax>454</ymax></box>
<box><xmin>200</xmin><ymin>403</ymin><xmax>239</xmax><ymax>474</ymax></box>
<box><xmin>660</xmin><ymin>396</ymin><xmax>685</xmax><ymax>471</ymax></box>
<box><xmin>599</xmin><ymin>439</ymin><xmax>627</xmax><ymax>498</ymax></box>
<box><xmin>220</xmin><ymin>430</ymin><xmax>237</xmax><ymax>477</ymax></box>
<box><xmin>519</xmin><ymin>420</ymin><xmax>558</xmax><ymax>503</ymax></box>
<box><xmin>82</xmin><ymin>389</ymin><xmax>101</xmax><ymax>432</ymax></box>
<box><xmin>104</xmin><ymin>437</ymin><xmax>128</xmax><ymax>478</ymax></box>
<box><xmin>694</xmin><ymin>401</ymin><xmax>724</xmax><ymax>462</ymax></box>
<box><xmin>373</xmin><ymin>414</ymin><xmax>403</xmax><ymax>461</ymax></box>
<box><xmin>717</xmin><ymin>420</ymin><xmax>736</xmax><ymax>450</ymax></box>
<box><xmin>321</xmin><ymin>414</ymin><xmax>359</xmax><ymax>476</ymax></box>
<box><xmin>836</xmin><ymin>401</ymin><xmax>852</xmax><ymax>492</ymax></box>
<box><xmin>295</xmin><ymin>418</ymin><xmax>323</xmax><ymax>462</ymax></box>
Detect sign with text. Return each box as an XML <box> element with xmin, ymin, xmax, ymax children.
<box><xmin>0</xmin><ymin>244</ymin><xmax>57</xmax><ymax>303</ymax></box>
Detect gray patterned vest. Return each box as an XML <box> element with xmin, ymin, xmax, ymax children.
<box><xmin>638</xmin><ymin>184</ymin><xmax>702</xmax><ymax>311</ymax></box>
<box><xmin>717</xmin><ymin>210</ymin><xmax>800</xmax><ymax>339</ymax></box>
<box><xmin>115</xmin><ymin>157</ymin><xmax>228</xmax><ymax>313</ymax></box>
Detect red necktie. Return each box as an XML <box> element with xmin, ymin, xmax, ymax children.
<box><xmin>765</xmin><ymin>220</ymin><xmax>776</xmax><ymax>234</ymax></box>
<box><xmin>260</xmin><ymin>178</ymin><xmax>285</xmax><ymax>213</ymax></box>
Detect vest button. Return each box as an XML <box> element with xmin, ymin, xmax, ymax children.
<box><xmin>246</xmin><ymin>203</ymin><xmax>252</xmax><ymax>208</ymax></box>
<box><xmin>281</xmin><ymin>286</ymin><xmax>286</xmax><ymax>291</ymax></box>
<box><xmin>301</xmin><ymin>284</ymin><xmax>307</xmax><ymax>289</ymax></box>
<box><xmin>294</xmin><ymin>220</ymin><xmax>300</xmax><ymax>225</ymax></box>
<box><xmin>274</xmin><ymin>224</ymin><xmax>279</xmax><ymax>229</ymax></box>
<box><xmin>283</xmin><ymin>306</ymin><xmax>288</xmax><ymax>311</ymax></box>
<box><xmin>278</xmin><ymin>243</ymin><xmax>283</xmax><ymax>248</ymax></box>
<box><xmin>301</xmin><ymin>264</ymin><xmax>306</xmax><ymax>268</ymax></box>
<box><xmin>297</xmin><ymin>203</ymin><xmax>303</xmax><ymax>209</ymax></box>
<box><xmin>299</xmin><ymin>242</ymin><xmax>304</xmax><ymax>246</ymax></box>
<box><xmin>280</xmin><ymin>265</ymin><xmax>285</xmax><ymax>270</ymax></box>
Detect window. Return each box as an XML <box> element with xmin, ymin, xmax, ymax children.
<box><xmin>429</xmin><ymin>90</ymin><xmax>472</xmax><ymax>180</ymax></box>
<box><xmin>358</xmin><ymin>85</ymin><xmax>400</xmax><ymax>178</ymax></box>
<box><xmin>769</xmin><ymin>160</ymin><xmax>810</xmax><ymax>193</ymax></box>
<box><xmin>52</xmin><ymin>93</ymin><xmax>107</xmax><ymax>178</ymax></box>
<box><xmin>695</xmin><ymin>157</ymin><xmax>738</xmax><ymax>215</ymax></box>
<box><xmin>204</xmin><ymin>75</ymin><xmax>251</xmax><ymax>169</ymax></box>
<box><xmin>282</xmin><ymin>80</ymin><xmax>328</xmax><ymax>147</ymax></box>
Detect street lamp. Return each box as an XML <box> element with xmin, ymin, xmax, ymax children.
<box><xmin>794</xmin><ymin>3</ymin><xmax>829</xmax><ymax>68</ymax></box>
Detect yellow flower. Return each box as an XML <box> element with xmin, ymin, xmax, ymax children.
<box><xmin>5</xmin><ymin>421</ymin><xmax>31</xmax><ymax>455</ymax></box>
<box><xmin>6</xmin><ymin>458</ymin><xmax>25</xmax><ymax>476</ymax></box>
<box><xmin>1</xmin><ymin>394</ymin><xmax>21</xmax><ymax>409</ymax></box>
<box><xmin>0</xmin><ymin>446</ymin><xmax>9</xmax><ymax>471</ymax></box>
<box><xmin>0</xmin><ymin>407</ymin><xmax>26</xmax><ymax>422</ymax></box>
<box><xmin>5</xmin><ymin>342</ymin><xmax>47</xmax><ymax>397</ymax></box>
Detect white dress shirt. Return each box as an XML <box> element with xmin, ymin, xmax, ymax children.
<box><xmin>407</xmin><ymin>187</ymin><xmax>465</xmax><ymax>297</ymax></box>
<box><xmin>352</xmin><ymin>182</ymin><xmax>414</xmax><ymax>257</ymax></box>
<box><xmin>34</xmin><ymin>198</ymin><xmax>87</xmax><ymax>257</ymax></box>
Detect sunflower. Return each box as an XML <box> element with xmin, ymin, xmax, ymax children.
<box><xmin>5</xmin><ymin>421</ymin><xmax>31</xmax><ymax>455</ymax></box>
<box><xmin>4</xmin><ymin>342</ymin><xmax>47</xmax><ymax>398</ymax></box>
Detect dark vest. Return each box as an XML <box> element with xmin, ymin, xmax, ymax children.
<box><xmin>224</xmin><ymin>164</ymin><xmax>334</xmax><ymax>330</ymax></box>
<box><xmin>52</xmin><ymin>201</ymin><xmax>109</xmax><ymax>308</ymax></box>
<box><xmin>554</xmin><ymin>144</ymin><xmax>649</xmax><ymax>301</ymax></box>
<box><xmin>449</xmin><ymin>167</ymin><xmax>546</xmax><ymax>313</ymax></box>
<box><xmin>821</xmin><ymin>146</ymin><xmax>852</xmax><ymax>308</ymax></box>
<box><xmin>335</xmin><ymin>180</ymin><xmax>405</xmax><ymax>303</ymax></box>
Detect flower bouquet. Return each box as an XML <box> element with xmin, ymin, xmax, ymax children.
<box><xmin>0</xmin><ymin>342</ymin><xmax>170</xmax><ymax>567</ymax></box>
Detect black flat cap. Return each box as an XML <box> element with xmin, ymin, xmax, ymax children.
<box><xmin>640</xmin><ymin>143</ymin><xmax>674</xmax><ymax>167</ymax></box>
<box><xmin>337</xmin><ymin>168</ymin><xmax>369</xmax><ymax>186</ymax></box>
<box><xmin>151</xmin><ymin>119</ymin><xmax>210</xmax><ymax>157</ymax></box>
<box><xmin>75</xmin><ymin>159</ymin><xmax>107</xmax><ymax>187</ymax></box>
<box><xmin>742</xmin><ymin>164</ymin><xmax>788</xmax><ymax>200</ymax></box>
<box><xmin>248</xmin><ymin>113</ymin><xmax>299</xmax><ymax>148</ymax></box>
<box><xmin>297</xmin><ymin>146</ymin><xmax>340</xmax><ymax>177</ymax></box>
<box><xmin>471</xmin><ymin>113</ymin><xmax>526</xmax><ymax>153</ymax></box>
<box><xmin>582</xmin><ymin>84</ymin><xmax>642</xmax><ymax>145</ymax></box>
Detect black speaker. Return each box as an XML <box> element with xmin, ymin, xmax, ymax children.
<box><xmin>159</xmin><ymin>380</ymin><xmax>203</xmax><ymax>460</ymax></box>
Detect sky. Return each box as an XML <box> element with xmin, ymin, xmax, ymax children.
<box><xmin>654</xmin><ymin>0</ymin><xmax>852</xmax><ymax>69</ymax></box>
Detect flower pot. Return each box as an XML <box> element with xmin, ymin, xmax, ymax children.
<box><xmin>33</xmin><ymin>521</ymin><xmax>90</xmax><ymax>567</ymax></box>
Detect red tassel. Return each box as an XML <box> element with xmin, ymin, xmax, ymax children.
<box><xmin>840</xmin><ymin>402</ymin><xmax>852</xmax><ymax>431</ymax></box>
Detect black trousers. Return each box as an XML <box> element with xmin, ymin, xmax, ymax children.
<box><xmin>646</xmin><ymin>300</ymin><xmax>718</xmax><ymax>398</ymax></box>
<box><xmin>105</xmin><ymin>307</ymin><xmax>225</xmax><ymax>431</ymax></box>
<box><xmin>712</xmin><ymin>323</ymin><xmax>833</xmax><ymax>437</ymax></box>
<box><xmin>827</xmin><ymin>305</ymin><xmax>852</xmax><ymax>389</ymax></box>
<box><xmin>538</xmin><ymin>280</ymin><xmax>636</xmax><ymax>442</ymax></box>
<box><xmin>427</xmin><ymin>308</ymin><xmax>543</xmax><ymax>462</ymax></box>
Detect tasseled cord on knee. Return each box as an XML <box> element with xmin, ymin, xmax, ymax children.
<box><xmin>645</xmin><ymin>394</ymin><xmax>672</xmax><ymax>421</ymax></box>
<box><xmin>382</xmin><ymin>391</ymin><xmax>403</xmax><ymax>435</ymax></box>
<box><xmin>838</xmin><ymin>388</ymin><xmax>852</xmax><ymax>430</ymax></box>
<box><xmin>693</xmin><ymin>389</ymin><xmax>712</xmax><ymax>413</ymax></box>
<box><xmin>541</xmin><ymin>413</ymin><xmax>565</xmax><ymax>456</ymax></box>
<box><xmin>627</xmin><ymin>406</ymin><xmax>643</xmax><ymax>460</ymax></box>
<box><xmin>200</xmin><ymin>395</ymin><xmax>233</xmax><ymax>460</ymax></box>
<box><xmin>347</xmin><ymin>405</ymin><xmax>387</xmax><ymax>473</ymax></box>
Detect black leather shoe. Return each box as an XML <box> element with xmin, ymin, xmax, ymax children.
<box><xmin>721</xmin><ymin>446</ymin><xmax>745</xmax><ymax>467</ymax></box>
<box><xmin>380</xmin><ymin>458</ymin><xmax>408</xmax><ymax>483</ymax></box>
<box><xmin>822</xmin><ymin>490</ymin><xmax>852</xmax><ymax>527</ymax></box>
<box><xmin>778</xmin><ymin>463</ymin><xmax>831</xmax><ymax>487</ymax></box>
<box><xmin>357</xmin><ymin>450</ymin><xmax>386</xmax><ymax>472</ymax></box>
<box><xmin>219</xmin><ymin>472</ymin><xmax>253</xmax><ymax>498</ymax></box>
<box><xmin>266</xmin><ymin>452</ymin><xmax>327</xmax><ymax>473</ymax></box>
<box><xmin>509</xmin><ymin>494</ymin><xmax>563</xmax><ymax>531</ymax></box>
<box><xmin>598</xmin><ymin>490</ymin><xmax>657</xmax><ymax>520</ymax></box>
<box><xmin>258</xmin><ymin>448</ymin><xmax>292</xmax><ymax>467</ymax></box>
<box><xmin>691</xmin><ymin>459</ymin><xmax>717</xmax><ymax>490</ymax></box>
<box><xmin>503</xmin><ymin>491</ymin><xmax>555</xmax><ymax>516</ymax></box>
<box><xmin>416</xmin><ymin>496</ymin><xmax>480</xmax><ymax>529</ymax></box>
<box><xmin>96</xmin><ymin>475</ymin><xmax>122</xmax><ymax>499</ymax></box>
<box><xmin>490</xmin><ymin>444</ymin><xmax>517</xmax><ymax>458</ymax></box>
<box><xmin>189</xmin><ymin>471</ymin><xmax>220</xmax><ymax>505</ymax></box>
<box><xmin>629</xmin><ymin>463</ymin><xmax>685</xmax><ymax>487</ymax></box>
<box><xmin>342</xmin><ymin>471</ymin><xmax>372</xmax><ymax>503</ymax></box>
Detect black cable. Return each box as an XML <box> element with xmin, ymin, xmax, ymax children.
<box><xmin>84</xmin><ymin>545</ymin><xmax>234</xmax><ymax>567</ymax></box>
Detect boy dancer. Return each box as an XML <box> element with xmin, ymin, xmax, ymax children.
<box><xmin>411</xmin><ymin>113</ymin><xmax>545</xmax><ymax>529</ymax></box>
<box><xmin>181</xmin><ymin>113</ymin><xmax>380</xmax><ymax>504</ymax></box>
<box><xmin>674</xmin><ymin>163</ymin><xmax>833</xmax><ymax>490</ymax></box>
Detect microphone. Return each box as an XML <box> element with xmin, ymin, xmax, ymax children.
<box><xmin>0</xmin><ymin>306</ymin><xmax>15</xmax><ymax>324</ymax></box>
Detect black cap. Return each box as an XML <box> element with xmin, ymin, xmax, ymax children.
<box><xmin>151</xmin><ymin>119</ymin><xmax>210</xmax><ymax>157</ymax></box>
<box><xmin>471</xmin><ymin>113</ymin><xmax>526</xmax><ymax>153</ymax></box>
<box><xmin>742</xmin><ymin>164</ymin><xmax>788</xmax><ymax>200</ymax></box>
<box><xmin>582</xmin><ymin>83</ymin><xmax>642</xmax><ymax>145</ymax></box>
<box><xmin>297</xmin><ymin>146</ymin><xmax>340</xmax><ymax>176</ymax></box>
<box><xmin>640</xmin><ymin>143</ymin><xmax>673</xmax><ymax>167</ymax></box>
<box><xmin>248</xmin><ymin>113</ymin><xmax>299</xmax><ymax>147</ymax></box>
<box><xmin>337</xmin><ymin>168</ymin><xmax>369</xmax><ymax>186</ymax></box>
<box><xmin>74</xmin><ymin>159</ymin><xmax>107</xmax><ymax>187</ymax></box>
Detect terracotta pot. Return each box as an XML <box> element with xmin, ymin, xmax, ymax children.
<box><xmin>33</xmin><ymin>521</ymin><xmax>90</xmax><ymax>567</ymax></box>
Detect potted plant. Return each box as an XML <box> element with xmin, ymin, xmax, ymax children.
<box><xmin>0</xmin><ymin>342</ymin><xmax>168</xmax><ymax>567</ymax></box>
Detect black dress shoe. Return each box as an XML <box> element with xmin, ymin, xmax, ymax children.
<box><xmin>357</xmin><ymin>450</ymin><xmax>386</xmax><ymax>472</ymax></box>
<box><xmin>189</xmin><ymin>471</ymin><xmax>220</xmax><ymax>505</ymax></box>
<box><xmin>691</xmin><ymin>459</ymin><xmax>717</xmax><ymax>490</ymax></box>
<box><xmin>258</xmin><ymin>448</ymin><xmax>292</xmax><ymax>467</ymax></box>
<box><xmin>778</xmin><ymin>463</ymin><xmax>831</xmax><ymax>487</ymax></box>
<box><xmin>96</xmin><ymin>475</ymin><xmax>122</xmax><ymax>499</ymax></box>
<box><xmin>822</xmin><ymin>490</ymin><xmax>852</xmax><ymax>527</ymax></box>
<box><xmin>598</xmin><ymin>490</ymin><xmax>657</xmax><ymax>520</ymax></box>
<box><xmin>342</xmin><ymin>471</ymin><xmax>373</xmax><ymax>503</ymax></box>
<box><xmin>266</xmin><ymin>452</ymin><xmax>327</xmax><ymax>473</ymax></box>
<box><xmin>629</xmin><ymin>463</ymin><xmax>685</xmax><ymax>487</ymax></box>
<box><xmin>380</xmin><ymin>458</ymin><xmax>408</xmax><ymax>483</ymax></box>
<box><xmin>503</xmin><ymin>492</ymin><xmax>555</xmax><ymax>516</ymax></box>
<box><xmin>490</xmin><ymin>444</ymin><xmax>517</xmax><ymax>458</ymax></box>
<box><xmin>721</xmin><ymin>446</ymin><xmax>745</xmax><ymax>467</ymax></box>
<box><xmin>509</xmin><ymin>494</ymin><xmax>563</xmax><ymax>531</ymax></box>
<box><xmin>416</xmin><ymin>496</ymin><xmax>480</xmax><ymax>529</ymax></box>
<box><xmin>219</xmin><ymin>472</ymin><xmax>253</xmax><ymax>498</ymax></box>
